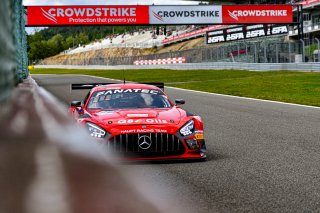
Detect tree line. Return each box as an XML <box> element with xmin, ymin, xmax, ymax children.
<box><xmin>27</xmin><ymin>26</ymin><xmax>146</xmax><ymax>62</ymax></box>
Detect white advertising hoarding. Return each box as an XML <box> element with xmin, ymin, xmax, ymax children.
<box><xmin>149</xmin><ymin>5</ymin><xmax>222</xmax><ymax>24</ymax></box>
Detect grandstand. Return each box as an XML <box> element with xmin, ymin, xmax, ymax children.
<box><xmin>67</xmin><ymin>27</ymin><xmax>192</xmax><ymax>54</ymax></box>
<box><xmin>68</xmin><ymin>30</ymin><xmax>164</xmax><ymax>54</ymax></box>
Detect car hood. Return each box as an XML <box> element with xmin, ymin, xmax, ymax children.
<box><xmin>88</xmin><ymin>108</ymin><xmax>182</xmax><ymax>126</ymax></box>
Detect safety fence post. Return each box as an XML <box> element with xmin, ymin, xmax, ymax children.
<box><xmin>315</xmin><ymin>38</ymin><xmax>320</xmax><ymax>62</ymax></box>
<box><xmin>300</xmin><ymin>39</ymin><xmax>305</xmax><ymax>62</ymax></box>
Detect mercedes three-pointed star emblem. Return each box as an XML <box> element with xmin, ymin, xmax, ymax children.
<box><xmin>138</xmin><ymin>135</ymin><xmax>152</xmax><ymax>150</ymax></box>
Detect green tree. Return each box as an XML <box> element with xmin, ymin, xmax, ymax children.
<box><xmin>47</xmin><ymin>34</ymin><xmax>64</xmax><ymax>55</ymax></box>
<box><xmin>66</xmin><ymin>36</ymin><xmax>74</xmax><ymax>49</ymax></box>
<box><xmin>77</xmin><ymin>32</ymin><xmax>89</xmax><ymax>46</ymax></box>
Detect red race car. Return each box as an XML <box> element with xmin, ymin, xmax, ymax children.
<box><xmin>69</xmin><ymin>82</ymin><xmax>206</xmax><ymax>161</ymax></box>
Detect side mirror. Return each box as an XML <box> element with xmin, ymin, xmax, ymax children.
<box><xmin>71</xmin><ymin>101</ymin><xmax>82</xmax><ymax>107</ymax></box>
<box><xmin>175</xmin><ymin>99</ymin><xmax>185</xmax><ymax>105</ymax></box>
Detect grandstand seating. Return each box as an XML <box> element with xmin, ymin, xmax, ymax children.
<box><xmin>67</xmin><ymin>30</ymin><xmax>186</xmax><ymax>54</ymax></box>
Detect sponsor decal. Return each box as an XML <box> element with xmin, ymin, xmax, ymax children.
<box><xmin>152</xmin><ymin>11</ymin><xmax>163</xmax><ymax>22</ymax></box>
<box><xmin>120</xmin><ymin>129</ymin><xmax>167</xmax><ymax>134</ymax></box>
<box><xmin>127</xmin><ymin>114</ymin><xmax>149</xmax><ymax>118</ymax></box>
<box><xmin>222</xmin><ymin>5</ymin><xmax>293</xmax><ymax>24</ymax></box>
<box><xmin>149</xmin><ymin>5</ymin><xmax>222</xmax><ymax>24</ymax></box>
<box><xmin>27</xmin><ymin>6</ymin><xmax>149</xmax><ymax>26</ymax></box>
<box><xmin>97</xmin><ymin>111</ymin><xmax>114</xmax><ymax>115</ymax></box>
<box><xmin>98</xmin><ymin>89</ymin><xmax>161</xmax><ymax>95</ymax></box>
<box><xmin>118</xmin><ymin>119</ymin><xmax>168</xmax><ymax>124</ymax></box>
<box><xmin>41</xmin><ymin>8</ymin><xmax>57</xmax><ymax>23</ymax></box>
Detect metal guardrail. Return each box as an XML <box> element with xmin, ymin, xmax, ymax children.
<box><xmin>35</xmin><ymin>62</ymin><xmax>320</xmax><ymax>72</ymax></box>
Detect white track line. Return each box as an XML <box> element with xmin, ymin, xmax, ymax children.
<box><xmin>167</xmin><ymin>86</ymin><xmax>320</xmax><ymax>109</ymax></box>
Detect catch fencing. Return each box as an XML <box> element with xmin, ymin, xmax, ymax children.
<box><xmin>39</xmin><ymin>36</ymin><xmax>320</xmax><ymax>66</ymax></box>
<box><xmin>0</xmin><ymin>0</ymin><xmax>28</xmax><ymax>103</ymax></box>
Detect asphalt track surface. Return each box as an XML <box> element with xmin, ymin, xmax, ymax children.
<box><xmin>33</xmin><ymin>74</ymin><xmax>320</xmax><ymax>213</ymax></box>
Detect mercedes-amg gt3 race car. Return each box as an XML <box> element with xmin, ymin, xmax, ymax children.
<box><xmin>69</xmin><ymin>82</ymin><xmax>206</xmax><ymax>161</ymax></box>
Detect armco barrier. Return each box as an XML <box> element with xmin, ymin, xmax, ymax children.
<box><xmin>35</xmin><ymin>62</ymin><xmax>320</xmax><ymax>72</ymax></box>
<box><xmin>134</xmin><ymin>57</ymin><xmax>186</xmax><ymax>65</ymax></box>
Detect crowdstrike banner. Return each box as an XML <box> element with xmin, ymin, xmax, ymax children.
<box><xmin>149</xmin><ymin>5</ymin><xmax>222</xmax><ymax>24</ymax></box>
<box><xmin>25</xmin><ymin>5</ymin><xmax>293</xmax><ymax>26</ymax></box>
<box><xmin>222</xmin><ymin>5</ymin><xmax>293</xmax><ymax>24</ymax></box>
<box><xmin>26</xmin><ymin>6</ymin><xmax>149</xmax><ymax>26</ymax></box>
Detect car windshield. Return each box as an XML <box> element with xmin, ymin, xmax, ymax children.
<box><xmin>87</xmin><ymin>88</ymin><xmax>172</xmax><ymax>109</ymax></box>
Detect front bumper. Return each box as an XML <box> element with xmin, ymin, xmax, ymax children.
<box><xmin>105</xmin><ymin>132</ymin><xmax>206</xmax><ymax>161</ymax></box>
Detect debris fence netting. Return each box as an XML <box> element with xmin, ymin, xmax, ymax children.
<box><xmin>0</xmin><ymin>0</ymin><xmax>28</xmax><ymax>103</ymax></box>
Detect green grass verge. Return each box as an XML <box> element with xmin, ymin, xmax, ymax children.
<box><xmin>31</xmin><ymin>68</ymin><xmax>320</xmax><ymax>107</ymax></box>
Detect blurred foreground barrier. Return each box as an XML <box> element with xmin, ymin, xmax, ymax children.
<box><xmin>0</xmin><ymin>0</ymin><xmax>28</xmax><ymax>103</ymax></box>
<box><xmin>0</xmin><ymin>77</ymin><xmax>165</xmax><ymax>213</ymax></box>
<box><xmin>0</xmin><ymin>0</ymin><xmax>16</xmax><ymax>102</ymax></box>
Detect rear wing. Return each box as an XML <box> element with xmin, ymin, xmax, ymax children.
<box><xmin>71</xmin><ymin>83</ymin><xmax>116</xmax><ymax>90</ymax></box>
<box><xmin>71</xmin><ymin>82</ymin><xmax>164</xmax><ymax>91</ymax></box>
<box><xmin>142</xmin><ymin>82</ymin><xmax>164</xmax><ymax>91</ymax></box>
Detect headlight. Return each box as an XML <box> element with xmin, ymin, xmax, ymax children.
<box><xmin>86</xmin><ymin>122</ymin><xmax>106</xmax><ymax>138</ymax></box>
<box><xmin>179</xmin><ymin>120</ymin><xmax>195</xmax><ymax>136</ymax></box>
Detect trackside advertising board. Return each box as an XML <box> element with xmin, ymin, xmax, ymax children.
<box><xmin>26</xmin><ymin>6</ymin><xmax>149</xmax><ymax>26</ymax></box>
<box><xmin>149</xmin><ymin>6</ymin><xmax>222</xmax><ymax>24</ymax></box>
<box><xmin>222</xmin><ymin>5</ymin><xmax>293</xmax><ymax>24</ymax></box>
<box><xmin>207</xmin><ymin>24</ymin><xmax>288</xmax><ymax>44</ymax></box>
<box><xmin>25</xmin><ymin>5</ymin><xmax>293</xmax><ymax>26</ymax></box>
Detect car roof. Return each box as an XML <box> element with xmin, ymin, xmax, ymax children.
<box><xmin>90</xmin><ymin>83</ymin><xmax>162</xmax><ymax>93</ymax></box>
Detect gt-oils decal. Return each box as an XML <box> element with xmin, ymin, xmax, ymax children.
<box><xmin>118</xmin><ymin>119</ymin><xmax>168</xmax><ymax>124</ymax></box>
